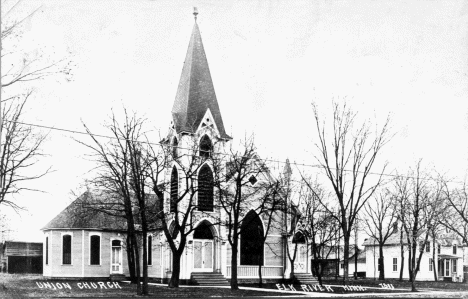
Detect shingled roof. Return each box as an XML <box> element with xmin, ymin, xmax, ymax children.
<box><xmin>42</xmin><ymin>191</ymin><xmax>128</xmax><ymax>231</ymax></box>
<box><xmin>171</xmin><ymin>17</ymin><xmax>229</xmax><ymax>139</ymax></box>
<box><xmin>42</xmin><ymin>191</ymin><xmax>161</xmax><ymax>231</ymax></box>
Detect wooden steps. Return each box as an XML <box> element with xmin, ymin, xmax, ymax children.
<box><xmin>191</xmin><ymin>272</ymin><xmax>229</xmax><ymax>286</ymax></box>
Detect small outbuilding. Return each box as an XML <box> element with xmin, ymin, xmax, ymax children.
<box><xmin>1</xmin><ymin>241</ymin><xmax>43</xmax><ymax>274</ymax></box>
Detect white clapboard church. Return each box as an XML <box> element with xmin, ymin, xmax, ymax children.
<box><xmin>42</xmin><ymin>10</ymin><xmax>314</xmax><ymax>285</ymax></box>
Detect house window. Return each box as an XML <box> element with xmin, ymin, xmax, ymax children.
<box><xmin>425</xmin><ymin>241</ymin><xmax>430</xmax><ymax>252</ymax></box>
<box><xmin>198</xmin><ymin>164</ymin><xmax>214</xmax><ymax>211</ymax></box>
<box><xmin>90</xmin><ymin>235</ymin><xmax>100</xmax><ymax>265</ymax></box>
<box><xmin>62</xmin><ymin>235</ymin><xmax>72</xmax><ymax>265</ymax></box>
<box><xmin>453</xmin><ymin>259</ymin><xmax>457</xmax><ymax>273</ymax></box>
<box><xmin>45</xmin><ymin>237</ymin><xmax>49</xmax><ymax>265</ymax></box>
<box><xmin>170</xmin><ymin>167</ymin><xmax>178</xmax><ymax>213</ymax></box>
<box><xmin>393</xmin><ymin>258</ymin><xmax>398</xmax><ymax>272</ymax></box>
<box><xmin>438</xmin><ymin>244</ymin><xmax>441</xmax><ymax>254</ymax></box>
<box><xmin>453</xmin><ymin>245</ymin><xmax>457</xmax><ymax>255</ymax></box>
<box><xmin>199</xmin><ymin>135</ymin><xmax>212</xmax><ymax>158</ymax></box>
<box><xmin>340</xmin><ymin>263</ymin><xmax>344</xmax><ymax>269</ymax></box>
<box><xmin>445</xmin><ymin>260</ymin><xmax>450</xmax><ymax>276</ymax></box>
<box><xmin>429</xmin><ymin>258</ymin><xmax>433</xmax><ymax>271</ymax></box>
<box><xmin>148</xmin><ymin>235</ymin><xmax>152</xmax><ymax>266</ymax></box>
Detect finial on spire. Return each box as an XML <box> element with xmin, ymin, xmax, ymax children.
<box><xmin>193</xmin><ymin>7</ymin><xmax>198</xmax><ymax>22</ymax></box>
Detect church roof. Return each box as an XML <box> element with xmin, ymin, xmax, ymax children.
<box><xmin>171</xmin><ymin>16</ymin><xmax>229</xmax><ymax>139</ymax></box>
<box><xmin>42</xmin><ymin>190</ymin><xmax>160</xmax><ymax>231</ymax></box>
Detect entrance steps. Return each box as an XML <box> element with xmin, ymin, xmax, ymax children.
<box><xmin>294</xmin><ymin>273</ymin><xmax>318</xmax><ymax>285</ymax></box>
<box><xmin>191</xmin><ymin>272</ymin><xmax>229</xmax><ymax>286</ymax></box>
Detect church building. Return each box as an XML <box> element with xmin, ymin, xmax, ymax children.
<box><xmin>42</xmin><ymin>10</ymin><xmax>313</xmax><ymax>284</ymax></box>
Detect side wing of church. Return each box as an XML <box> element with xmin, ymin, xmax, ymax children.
<box><xmin>41</xmin><ymin>11</ymin><xmax>313</xmax><ymax>284</ymax></box>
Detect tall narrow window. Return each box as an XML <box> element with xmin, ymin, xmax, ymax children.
<box><xmin>438</xmin><ymin>244</ymin><xmax>441</xmax><ymax>254</ymax></box>
<box><xmin>198</xmin><ymin>164</ymin><xmax>214</xmax><ymax>211</ymax></box>
<box><xmin>425</xmin><ymin>241</ymin><xmax>430</xmax><ymax>252</ymax></box>
<box><xmin>148</xmin><ymin>235</ymin><xmax>153</xmax><ymax>266</ymax></box>
<box><xmin>62</xmin><ymin>235</ymin><xmax>72</xmax><ymax>265</ymax></box>
<box><xmin>453</xmin><ymin>259</ymin><xmax>457</xmax><ymax>273</ymax></box>
<box><xmin>429</xmin><ymin>258</ymin><xmax>433</xmax><ymax>271</ymax></box>
<box><xmin>45</xmin><ymin>237</ymin><xmax>49</xmax><ymax>265</ymax></box>
<box><xmin>393</xmin><ymin>258</ymin><xmax>397</xmax><ymax>272</ymax></box>
<box><xmin>170</xmin><ymin>167</ymin><xmax>178</xmax><ymax>213</ymax></box>
<box><xmin>453</xmin><ymin>245</ymin><xmax>457</xmax><ymax>254</ymax></box>
<box><xmin>172</xmin><ymin>137</ymin><xmax>178</xmax><ymax>159</ymax></box>
<box><xmin>90</xmin><ymin>235</ymin><xmax>100</xmax><ymax>265</ymax></box>
<box><xmin>199</xmin><ymin>135</ymin><xmax>212</xmax><ymax>158</ymax></box>
<box><xmin>240</xmin><ymin>210</ymin><xmax>264</xmax><ymax>265</ymax></box>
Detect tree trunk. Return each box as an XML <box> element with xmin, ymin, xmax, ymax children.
<box><xmin>342</xmin><ymin>234</ymin><xmax>350</xmax><ymax>284</ymax></box>
<box><xmin>126</xmin><ymin>234</ymin><xmax>136</xmax><ymax>283</ymax></box>
<box><xmin>231</xmin><ymin>238</ymin><xmax>239</xmax><ymax>290</ymax></box>
<box><xmin>141</xmin><ymin>230</ymin><xmax>148</xmax><ymax>295</ymax></box>
<box><xmin>432</xmin><ymin>241</ymin><xmax>437</xmax><ymax>281</ymax></box>
<box><xmin>169</xmin><ymin>251</ymin><xmax>181</xmax><ymax>288</ymax></box>
<box><xmin>399</xmin><ymin>229</ymin><xmax>404</xmax><ymax>281</ymax></box>
<box><xmin>354</xmin><ymin>245</ymin><xmax>358</xmax><ymax>280</ymax></box>
<box><xmin>258</xmin><ymin>255</ymin><xmax>263</xmax><ymax>288</ymax></box>
<box><xmin>407</xmin><ymin>245</ymin><xmax>412</xmax><ymax>282</ymax></box>
<box><xmin>378</xmin><ymin>244</ymin><xmax>385</xmax><ymax>280</ymax></box>
<box><xmin>131</xmin><ymin>233</ymin><xmax>141</xmax><ymax>295</ymax></box>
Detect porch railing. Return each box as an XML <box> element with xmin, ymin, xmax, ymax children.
<box><xmin>226</xmin><ymin>266</ymin><xmax>283</xmax><ymax>278</ymax></box>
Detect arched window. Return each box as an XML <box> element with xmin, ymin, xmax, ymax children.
<box><xmin>170</xmin><ymin>167</ymin><xmax>178</xmax><ymax>213</ymax></box>
<box><xmin>62</xmin><ymin>234</ymin><xmax>72</xmax><ymax>265</ymax></box>
<box><xmin>199</xmin><ymin>135</ymin><xmax>212</xmax><ymax>158</ymax></box>
<box><xmin>292</xmin><ymin>232</ymin><xmax>306</xmax><ymax>244</ymax></box>
<box><xmin>147</xmin><ymin>235</ymin><xmax>153</xmax><ymax>266</ymax></box>
<box><xmin>172</xmin><ymin>137</ymin><xmax>178</xmax><ymax>158</ymax></box>
<box><xmin>193</xmin><ymin>222</ymin><xmax>214</xmax><ymax>239</ymax></box>
<box><xmin>90</xmin><ymin>235</ymin><xmax>100</xmax><ymax>265</ymax></box>
<box><xmin>45</xmin><ymin>236</ymin><xmax>49</xmax><ymax>265</ymax></box>
<box><xmin>240</xmin><ymin>211</ymin><xmax>264</xmax><ymax>265</ymax></box>
<box><xmin>198</xmin><ymin>164</ymin><xmax>214</xmax><ymax>211</ymax></box>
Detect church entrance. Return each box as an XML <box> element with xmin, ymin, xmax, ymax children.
<box><xmin>193</xmin><ymin>222</ymin><xmax>215</xmax><ymax>272</ymax></box>
<box><xmin>293</xmin><ymin>232</ymin><xmax>307</xmax><ymax>273</ymax></box>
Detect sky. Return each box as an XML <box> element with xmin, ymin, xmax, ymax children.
<box><xmin>2</xmin><ymin>0</ymin><xmax>468</xmax><ymax>242</ymax></box>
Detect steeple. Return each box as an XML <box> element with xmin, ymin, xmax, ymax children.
<box><xmin>171</xmin><ymin>8</ymin><xmax>229</xmax><ymax>139</ymax></box>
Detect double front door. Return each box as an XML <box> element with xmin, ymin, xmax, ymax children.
<box><xmin>193</xmin><ymin>240</ymin><xmax>213</xmax><ymax>272</ymax></box>
<box><xmin>294</xmin><ymin>244</ymin><xmax>307</xmax><ymax>273</ymax></box>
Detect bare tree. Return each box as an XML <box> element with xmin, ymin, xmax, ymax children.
<box><xmin>302</xmin><ymin>179</ymin><xmax>340</xmax><ymax>286</ymax></box>
<box><xmin>363</xmin><ymin>190</ymin><xmax>398</xmax><ymax>280</ymax></box>
<box><xmin>212</xmin><ymin>137</ymin><xmax>275</xmax><ymax>290</ymax></box>
<box><xmin>441</xmin><ymin>180</ymin><xmax>468</xmax><ymax>244</ymax></box>
<box><xmin>78</xmin><ymin>110</ymin><xmax>159</xmax><ymax>295</ymax></box>
<box><xmin>311</xmin><ymin>101</ymin><xmax>391</xmax><ymax>282</ymax></box>
<box><xmin>1</xmin><ymin>0</ymin><xmax>71</xmax><ymax>212</ymax></box>
<box><xmin>393</xmin><ymin>161</ymin><xmax>446</xmax><ymax>292</ymax></box>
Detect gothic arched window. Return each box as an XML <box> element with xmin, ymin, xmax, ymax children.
<box><xmin>199</xmin><ymin>135</ymin><xmax>212</xmax><ymax>158</ymax></box>
<box><xmin>198</xmin><ymin>164</ymin><xmax>214</xmax><ymax>211</ymax></box>
<box><xmin>240</xmin><ymin>211</ymin><xmax>264</xmax><ymax>265</ymax></box>
<box><xmin>292</xmin><ymin>231</ymin><xmax>306</xmax><ymax>244</ymax></box>
<box><xmin>170</xmin><ymin>167</ymin><xmax>178</xmax><ymax>213</ymax></box>
<box><xmin>172</xmin><ymin>137</ymin><xmax>178</xmax><ymax>159</ymax></box>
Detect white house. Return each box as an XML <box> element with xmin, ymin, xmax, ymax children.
<box><xmin>363</xmin><ymin>232</ymin><xmax>466</xmax><ymax>282</ymax></box>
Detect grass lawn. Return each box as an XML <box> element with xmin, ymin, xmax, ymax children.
<box><xmin>0</xmin><ymin>274</ymin><xmax>298</xmax><ymax>298</ymax></box>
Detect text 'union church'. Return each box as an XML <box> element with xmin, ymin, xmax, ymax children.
<box><xmin>41</xmin><ymin>12</ymin><xmax>311</xmax><ymax>284</ymax></box>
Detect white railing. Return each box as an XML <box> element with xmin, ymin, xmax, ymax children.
<box><xmin>226</xmin><ymin>266</ymin><xmax>283</xmax><ymax>278</ymax></box>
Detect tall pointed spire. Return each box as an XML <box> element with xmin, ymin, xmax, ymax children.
<box><xmin>171</xmin><ymin>9</ymin><xmax>229</xmax><ymax>139</ymax></box>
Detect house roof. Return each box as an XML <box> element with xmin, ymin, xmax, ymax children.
<box><xmin>42</xmin><ymin>190</ymin><xmax>161</xmax><ymax>232</ymax></box>
<box><xmin>171</xmin><ymin>17</ymin><xmax>229</xmax><ymax>139</ymax></box>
